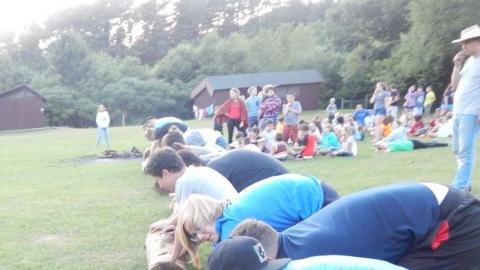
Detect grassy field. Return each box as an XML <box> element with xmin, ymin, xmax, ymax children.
<box><xmin>0</xmin><ymin>110</ymin><xmax>478</xmax><ymax>269</ymax></box>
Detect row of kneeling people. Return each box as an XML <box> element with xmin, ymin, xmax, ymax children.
<box><xmin>143</xmin><ymin>147</ymin><xmax>480</xmax><ymax>270</ymax></box>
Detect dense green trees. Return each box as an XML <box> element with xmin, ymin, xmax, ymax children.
<box><xmin>0</xmin><ymin>0</ymin><xmax>478</xmax><ymax>127</ymax></box>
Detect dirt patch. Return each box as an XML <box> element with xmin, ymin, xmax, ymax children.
<box><xmin>64</xmin><ymin>155</ymin><xmax>142</xmax><ymax>165</ymax></box>
<box><xmin>64</xmin><ymin>147</ymin><xmax>143</xmax><ymax>165</ymax></box>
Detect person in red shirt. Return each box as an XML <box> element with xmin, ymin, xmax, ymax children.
<box><xmin>408</xmin><ymin>115</ymin><xmax>426</xmax><ymax>137</ymax></box>
<box><xmin>215</xmin><ymin>88</ymin><xmax>248</xmax><ymax>143</ymax></box>
<box><xmin>292</xmin><ymin>124</ymin><xmax>316</xmax><ymax>159</ymax></box>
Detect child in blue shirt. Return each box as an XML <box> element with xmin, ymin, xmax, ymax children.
<box><xmin>173</xmin><ymin>174</ymin><xmax>339</xmax><ymax>268</ymax></box>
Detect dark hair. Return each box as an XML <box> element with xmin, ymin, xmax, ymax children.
<box><xmin>145</xmin><ymin>147</ymin><xmax>185</xmax><ymax>177</ymax></box>
<box><xmin>383</xmin><ymin>115</ymin><xmax>394</xmax><ymax>125</ymax></box>
<box><xmin>299</xmin><ymin>123</ymin><xmax>310</xmax><ymax>132</ymax></box>
<box><xmin>236</xmin><ymin>132</ymin><xmax>246</xmax><ymax>139</ymax></box>
<box><xmin>274</xmin><ymin>133</ymin><xmax>283</xmax><ymax>141</ymax></box>
<box><xmin>162</xmin><ymin>130</ymin><xmax>185</xmax><ymax>147</ymax></box>
<box><xmin>177</xmin><ymin>150</ymin><xmax>202</xmax><ymax>167</ymax></box>
<box><xmin>336</xmin><ymin>116</ymin><xmax>345</xmax><ymax>125</ymax></box>
<box><xmin>264</xmin><ymin>119</ymin><xmax>274</xmax><ymax>126</ymax></box>
<box><xmin>414</xmin><ymin>114</ymin><xmax>423</xmax><ymax>121</ymax></box>
<box><xmin>249</xmin><ymin>127</ymin><xmax>260</xmax><ymax>134</ymax></box>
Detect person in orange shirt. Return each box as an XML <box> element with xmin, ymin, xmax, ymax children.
<box><xmin>382</xmin><ymin>115</ymin><xmax>394</xmax><ymax>138</ymax></box>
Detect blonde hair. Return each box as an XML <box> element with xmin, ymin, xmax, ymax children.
<box><xmin>173</xmin><ymin>194</ymin><xmax>225</xmax><ymax>268</ymax></box>
<box><xmin>229</xmin><ymin>87</ymin><xmax>240</xmax><ymax>95</ymax></box>
<box><xmin>145</xmin><ymin>128</ymin><xmax>156</xmax><ymax>141</ymax></box>
<box><xmin>97</xmin><ymin>104</ymin><xmax>106</xmax><ymax>112</ymax></box>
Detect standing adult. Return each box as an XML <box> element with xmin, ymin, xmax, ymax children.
<box><xmin>245</xmin><ymin>86</ymin><xmax>261</xmax><ymax>128</ymax></box>
<box><xmin>413</xmin><ymin>87</ymin><xmax>425</xmax><ymax>116</ymax></box>
<box><xmin>369</xmin><ymin>82</ymin><xmax>390</xmax><ymax>141</ymax></box>
<box><xmin>450</xmin><ymin>25</ymin><xmax>480</xmax><ymax>192</ymax></box>
<box><xmin>282</xmin><ymin>93</ymin><xmax>302</xmax><ymax>143</ymax></box>
<box><xmin>424</xmin><ymin>85</ymin><xmax>436</xmax><ymax>118</ymax></box>
<box><xmin>96</xmin><ymin>104</ymin><xmax>110</xmax><ymax>148</ymax></box>
<box><xmin>259</xmin><ymin>85</ymin><xmax>282</xmax><ymax>129</ymax></box>
<box><xmin>442</xmin><ymin>84</ymin><xmax>454</xmax><ymax>114</ymax></box>
<box><xmin>388</xmin><ymin>84</ymin><xmax>400</xmax><ymax>121</ymax></box>
<box><xmin>403</xmin><ymin>85</ymin><xmax>416</xmax><ymax>118</ymax></box>
<box><xmin>214</xmin><ymin>88</ymin><xmax>248</xmax><ymax>144</ymax></box>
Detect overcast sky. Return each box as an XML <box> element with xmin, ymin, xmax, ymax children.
<box><xmin>0</xmin><ymin>0</ymin><xmax>154</xmax><ymax>34</ymax></box>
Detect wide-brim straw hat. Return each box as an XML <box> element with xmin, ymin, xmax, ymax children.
<box><xmin>452</xmin><ymin>24</ymin><xmax>480</xmax><ymax>43</ymax></box>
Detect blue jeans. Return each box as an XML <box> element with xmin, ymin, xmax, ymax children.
<box><xmin>96</xmin><ymin>127</ymin><xmax>110</xmax><ymax>148</ymax></box>
<box><xmin>451</xmin><ymin>114</ymin><xmax>479</xmax><ymax>189</ymax></box>
<box><xmin>248</xmin><ymin>116</ymin><xmax>258</xmax><ymax>127</ymax></box>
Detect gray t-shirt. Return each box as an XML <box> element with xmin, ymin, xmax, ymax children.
<box><xmin>175</xmin><ymin>166</ymin><xmax>238</xmax><ymax>205</ymax></box>
<box><xmin>454</xmin><ymin>56</ymin><xmax>480</xmax><ymax>115</ymax></box>
<box><xmin>284</xmin><ymin>101</ymin><xmax>302</xmax><ymax>125</ymax></box>
<box><xmin>374</xmin><ymin>90</ymin><xmax>390</xmax><ymax>110</ymax></box>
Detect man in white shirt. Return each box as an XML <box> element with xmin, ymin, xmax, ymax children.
<box><xmin>144</xmin><ymin>148</ymin><xmax>238</xmax><ymax>207</ymax></box>
<box><xmin>450</xmin><ymin>25</ymin><xmax>480</xmax><ymax>192</ymax></box>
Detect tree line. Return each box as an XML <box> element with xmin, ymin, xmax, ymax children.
<box><xmin>0</xmin><ymin>0</ymin><xmax>478</xmax><ymax>127</ymax></box>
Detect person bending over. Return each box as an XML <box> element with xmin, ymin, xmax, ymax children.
<box><xmin>232</xmin><ymin>182</ymin><xmax>480</xmax><ymax>270</ymax></box>
<box><xmin>172</xmin><ymin>174</ymin><xmax>339</xmax><ymax>268</ymax></box>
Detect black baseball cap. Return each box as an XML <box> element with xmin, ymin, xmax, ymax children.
<box><xmin>207</xmin><ymin>236</ymin><xmax>291</xmax><ymax>270</ymax></box>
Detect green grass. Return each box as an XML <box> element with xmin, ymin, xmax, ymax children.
<box><xmin>0</xmin><ymin>110</ymin><xmax>478</xmax><ymax>269</ymax></box>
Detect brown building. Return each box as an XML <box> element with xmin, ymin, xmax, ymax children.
<box><xmin>0</xmin><ymin>85</ymin><xmax>47</xmax><ymax>130</ymax></box>
<box><xmin>190</xmin><ymin>69</ymin><xmax>324</xmax><ymax>110</ymax></box>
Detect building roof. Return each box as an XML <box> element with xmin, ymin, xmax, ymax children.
<box><xmin>191</xmin><ymin>69</ymin><xmax>324</xmax><ymax>98</ymax></box>
<box><xmin>0</xmin><ymin>84</ymin><xmax>46</xmax><ymax>101</ymax></box>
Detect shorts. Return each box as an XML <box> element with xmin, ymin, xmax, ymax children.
<box><xmin>374</xmin><ymin>108</ymin><xmax>386</xmax><ymax>116</ymax></box>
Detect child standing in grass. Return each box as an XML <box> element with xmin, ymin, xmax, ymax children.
<box><xmin>96</xmin><ymin>104</ymin><xmax>110</xmax><ymax>149</ymax></box>
<box><xmin>325</xmin><ymin>98</ymin><xmax>337</xmax><ymax>124</ymax></box>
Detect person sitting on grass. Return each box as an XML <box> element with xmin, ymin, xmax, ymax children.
<box><xmin>310</xmin><ymin>115</ymin><xmax>323</xmax><ymax>143</ymax></box>
<box><xmin>172</xmin><ymin>174</ymin><xmax>339</xmax><ymax>268</ymax></box>
<box><xmin>144</xmin><ymin>148</ymin><xmax>237</xmax><ymax>208</ymax></box>
<box><xmin>260</xmin><ymin>119</ymin><xmax>277</xmax><ymax>154</ymax></box>
<box><xmin>207</xmin><ymin>236</ymin><xmax>407</xmax><ymax>270</ymax></box>
<box><xmin>272</xmin><ymin>133</ymin><xmax>289</xmax><ymax>161</ymax></box>
<box><xmin>353</xmin><ymin>104</ymin><xmax>371</xmax><ymax>137</ymax></box>
<box><xmin>381</xmin><ymin>115</ymin><xmax>394</xmax><ymax>138</ymax></box>
<box><xmin>290</xmin><ymin>124</ymin><xmax>316</xmax><ymax>159</ymax></box>
<box><xmin>426</xmin><ymin>112</ymin><xmax>454</xmax><ymax>138</ymax></box>
<box><xmin>231</xmin><ymin>182</ymin><xmax>480</xmax><ymax>270</ymax></box>
<box><xmin>245</xmin><ymin>127</ymin><xmax>268</xmax><ymax>152</ymax></box>
<box><xmin>276</xmin><ymin>116</ymin><xmax>285</xmax><ymax>134</ymax></box>
<box><xmin>316</xmin><ymin>124</ymin><xmax>341</xmax><ymax>155</ymax></box>
<box><xmin>408</xmin><ymin>114</ymin><xmax>427</xmax><ymax>137</ymax></box>
<box><xmin>207</xmin><ymin>149</ymin><xmax>289</xmax><ymax>192</ymax></box>
<box><xmin>330</xmin><ymin>126</ymin><xmax>357</xmax><ymax>157</ymax></box>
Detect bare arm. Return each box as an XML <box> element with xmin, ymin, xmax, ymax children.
<box><xmin>451</xmin><ymin>51</ymin><xmax>466</xmax><ymax>91</ymax></box>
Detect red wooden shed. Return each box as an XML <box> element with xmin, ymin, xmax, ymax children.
<box><xmin>0</xmin><ymin>85</ymin><xmax>47</xmax><ymax>130</ymax></box>
<box><xmin>190</xmin><ymin>69</ymin><xmax>324</xmax><ymax>110</ymax></box>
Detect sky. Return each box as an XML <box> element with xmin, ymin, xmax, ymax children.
<box><xmin>0</xmin><ymin>0</ymin><xmax>316</xmax><ymax>36</ymax></box>
<box><xmin>0</xmin><ymin>0</ymin><xmax>96</xmax><ymax>34</ymax></box>
<box><xmin>0</xmin><ymin>0</ymin><xmax>153</xmax><ymax>35</ymax></box>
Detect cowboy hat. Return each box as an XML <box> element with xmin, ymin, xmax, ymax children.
<box><xmin>452</xmin><ymin>25</ymin><xmax>480</xmax><ymax>43</ymax></box>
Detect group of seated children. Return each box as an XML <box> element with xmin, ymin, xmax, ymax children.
<box><xmin>229</xmin><ymin>114</ymin><xmax>359</xmax><ymax>160</ymax></box>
